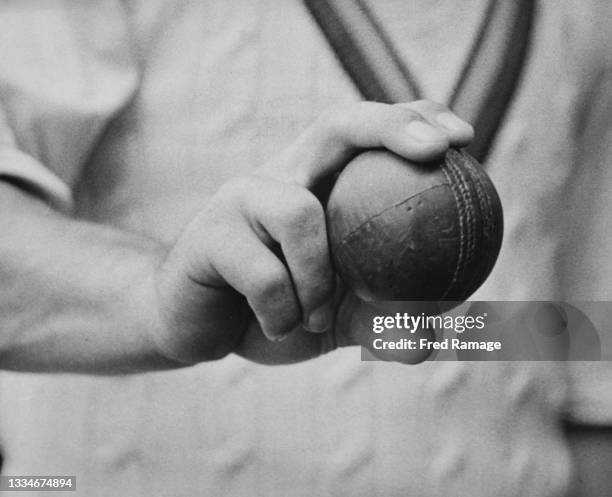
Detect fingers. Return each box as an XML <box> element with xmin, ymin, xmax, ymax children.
<box><xmin>204</xmin><ymin>223</ymin><xmax>302</xmax><ymax>341</ymax></box>
<box><xmin>238</xmin><ymin>178</ymin><xmax>335</xmax><ymax>335</ymax></box>
<box><xmin>257</xmin><ymin>100</ymin><xmax>474</xmax><ymax>189</ymax></box>
<box><xmin>200</xmin><ymin>177</ymin><xmax>335</xmax><ymax>340</ymax></box>
<box><xmin>399</xmin><ymin>100</ymin><xmax>474</xmax><ymax>146</ymax></box>
<box><xmin>236</xmin><ymin>318</ymin><xmax>332</xmax><ymax>365</ymax></box>
<box><xmin>180</xmin><ymin>99</ymin><xmax>472</xmax><ymax>350</ymax></box>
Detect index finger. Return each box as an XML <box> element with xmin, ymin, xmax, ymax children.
<box><xmin>256</xmin><ymin>101</ymin><xmax>473</xmax><ymax>189</ymax></box>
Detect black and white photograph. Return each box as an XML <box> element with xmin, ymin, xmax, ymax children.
<box><xmin>0</xmin><ymin>0</ymin><xmax>611</xmax><ymax>495</ymax></box>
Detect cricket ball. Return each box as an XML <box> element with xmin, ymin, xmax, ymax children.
<box><xmin>326</xmin><ymin>148</ymin><xmax>503</xmax><ymax>309</ymax></box>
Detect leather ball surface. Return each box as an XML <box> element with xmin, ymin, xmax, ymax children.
<box><xmin>326</xmin><ymin>148</ymin><xmax>503</xmax><ymax>306</ymax></box>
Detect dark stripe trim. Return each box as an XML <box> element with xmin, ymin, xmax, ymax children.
<box><xmin>304</xmin><ymin>0</ymin><xmax>536</xmax><ymax>163</ymax></box>
<box><xmin>303</xmin><ymin>0</ymin><xmax>421</xmax><ymax>103</ymax></box>
<box><xmin>452</xmin><ymin>0</ymin><xmax>537</xmax><ymax>162</ymax></box>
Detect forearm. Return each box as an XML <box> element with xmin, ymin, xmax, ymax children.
<box><xmin>0</xmin><ymin>182</ymin><xmax>180</xmax><ymax>374</ymax></box>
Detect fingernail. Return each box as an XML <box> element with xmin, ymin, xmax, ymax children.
<box><xmin>436</xmin><ymin>113</ymin><xmax>473</xmax><ymax>134</ymax></box>
<box><xmin>406</xmin><ymin>121</ymin><xmax>446</xmax><ymax>142</ymax></box>
<box><xmin>307</xmin><ymin>304</ymin><xmax>333</xmax><ymax>333</ymax></box>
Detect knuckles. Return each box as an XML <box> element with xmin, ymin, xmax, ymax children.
<box><xmin>245</xmin><ymin>263</ymin><xmax>291</xmax><ymax>305</ymax></box>
<box><xmin>313</xmin><ymin>100</ymin><xmax>446</xmax><ymax>145</ymax></box>
<box><xmin>401</xmin><ymin>99</ymin><xmax>450</xmax><ymax>114</ymax></box>
<box><xmin>244</xmin><ymin>262</ymin><xmax>303</xmax><ymax>337</ymax></box>
<box><xmin>247</xmin><ymin>275</ymin><xmax>303</xmax><ymax>338</ymax></box>
<box><xmin>214</xmin><ymin>175</ymin><xmax>327</xmax><ymax>245</ymax></box>
<box><xmin>212</xmin><ymin>175</ymin><xmax>259</xmax><ymax>206</ymax></box>
<box><xmin>393</xmin><ymin>105</ymin><xmax>424</xmax><ymax>123</ymax></box>
<box><xmin>313</xmin><ymin>99</ymin><xmax>455</xmax><ymax>141</ymax></box>
<box><xmin>275</xmin><ymin>188</ymin><xmax>324</xmax><ymax>236</ymax></box>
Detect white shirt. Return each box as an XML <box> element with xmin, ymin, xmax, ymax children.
<box><xmin>1</xmin><ymin>1</ymin><xmax>612</xmax><ymax>495</ymax></box>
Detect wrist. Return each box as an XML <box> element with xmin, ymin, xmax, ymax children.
<box><xmin>150</xmin><ymin>249</ymin><xmax>251</xmax><ymax>365</ymax></box>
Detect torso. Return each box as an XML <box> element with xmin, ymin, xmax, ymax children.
<box><xmin>1</xmin><ymin>1</ymin><xmax>612</xmax><ymax>495</ymax></box>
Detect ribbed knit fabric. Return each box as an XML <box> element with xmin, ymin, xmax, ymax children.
<box><xmin>0</xmin><ymin>1</ymin><xmax>611</xmax><ymax>495</ymax></box>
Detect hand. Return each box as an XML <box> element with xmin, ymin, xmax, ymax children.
<box><xmin>151</xmin><ymin>100</ymin><xmax>474</xmax><ymax>365</ymax></box>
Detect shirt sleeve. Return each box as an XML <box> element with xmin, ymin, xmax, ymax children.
<box><xmin>0</xmin><ymin>0</ymin><xmax>139</xmax><ymax>213</ymax></box>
